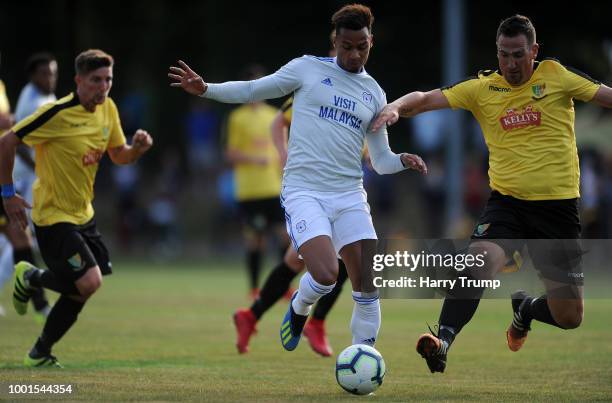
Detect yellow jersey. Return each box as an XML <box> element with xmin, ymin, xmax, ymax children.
<box><xmin>10</xmin><ymin>92</ymin><xmax>126</xmax><ymax>226</ymax></box>
<box><xmin>442</xmin><ymin>59</ymin><xmax>600</xmax><ymax>200</ymax></box>
<box><xmin>0</xmin><ymin>80</ymin><xmax>10</xmax><ymax>115</ymax></box>
<box><xmin>226</xmin><ymin>103</ymin><xmax>281</xmax><ymax>201</ymax></box>
<box><xmin>281</xmin><ymin>97</ymin><xmax>293</xmax><ymax>122</ymax></box>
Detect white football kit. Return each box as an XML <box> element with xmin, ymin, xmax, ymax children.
<box><xmin>203</xmin><ymin>55</ymin><xmax>406</xmax><ymax>252</ymax></box>
<box><xmin>14</xmin><ymin>83</ymin><xmax>56</xmax><ymax>202</ymax></box>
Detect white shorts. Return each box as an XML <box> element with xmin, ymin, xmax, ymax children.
<box><xmin>280</xmin><ymin>186</ymin><xmax>377</xmax><ymax>254</ymax></box>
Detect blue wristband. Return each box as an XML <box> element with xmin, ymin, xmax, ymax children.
<box><xmin>1</xmin><ymin>183</ymin><xmax>16</xmax><ymax>198</ymax></box>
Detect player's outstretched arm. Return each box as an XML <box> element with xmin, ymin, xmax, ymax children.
<box><xmin>168</xmin><ymin>60</ymin><xmax>208</xmax><ymax>96</ymax></box>
<box><xmin>171</xmin><ymin>59</ymin><xmax>300</xmax><ymax>104</ymax></box>
<box><xmin>400</xmin><ymin>153</ymin><xmax>427</xmax><ymax>174</ymax></box>
<box><xmin>107</xmin><ymin>129</ymin><xmax>153</xmax><ymax>165</ymax></box>
<box><xmin>592</xmin><ymin>84</ymin><xmax>612</xmax><ymax>109</ymax></box>
<box><xmin>365</xmin><ymin>132</ymin><xmax>427</xmax><ymax>175</ymax></box>
<box><xmin>370</xmin><ymin>89</ymin><xmax>449</xmax><ymax>132</ymax></box>
<box><xmin>0</xmin><ymin>131</ymin><xmax>31</xmax><ymax>230</ymax></box>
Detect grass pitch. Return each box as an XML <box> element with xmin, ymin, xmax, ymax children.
<box><xmin>1</xmin><ymin>261</ymin><xmax>611</xmax><ymax>401</ymax></box>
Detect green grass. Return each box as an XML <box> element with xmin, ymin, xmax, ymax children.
<box><xmin>1</xmin><ymin>261</ymin><xmax>611</xmax><ymax>401</ymax></box>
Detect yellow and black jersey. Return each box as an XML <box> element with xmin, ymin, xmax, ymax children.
<box><xmin>226</xmin><ymin>103</ymin><xmax>281</xmax><ymax>201</ymax></box>
<box><xmin>0</xmin><ymin>80</ymin><xmax>10</xmax><ymax>115</ymax></box>
<box><xmin>442</xmin><ymin>59</ymin><xmax>601</xmax><ymax>201</ymax></box>
<box><xmin>281</xmin><ymin>97</ymin><xmax>293</xmax><ymax>122</ymax></box>
<box><xmin>9</xmin><ymin>92</ymin><xmax>126</xmax><ymax>226</ymax></box>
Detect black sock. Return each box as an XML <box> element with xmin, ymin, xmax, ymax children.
<box><xmin>28</xmin><ymin>269</ymin><xmax>80</xmax><ymax>296</ymax></box>
<box><xmin>30</xmin><ymin>287</ymin><xmax>49</xmax><ymax>311</ymax></box>
<box><xmin>14</xmin><ymin>247</ymin><xmax>50</xmax><ymax>311</ymax></box>
<box><xmin>520</xmin><ymin>295</ymin><xmax>563</xmax><ymax>329</ymax></box>
<box><xmin>247</xmin><ymin>250</ymin><xmax>262</xmax><ymax>290</ymax></box>
<box><xmin>312</xmin><ymin>259</ymin><xmax>348</xmax><ymax>320</ymax></box>
<box><xmin>250</xmin><ymin>261</ymin><xmax>297</xmax><ymax>320</ymax></box>
<box><xmin>438</xmin><ymin>291</ymin><xmax>484</xmax><ymax>346</ymax></box>
<box><xmin>31</xmin><ymin>295</ymin><xmax>85</xmax><ymax>356</ymax></box>
<box><xmin>435</xmin><ymin>241</ymin><xmax>493</xmax><ymax>347</ymax></box>
<box><xmin>13</xmin><ymin>246</ymin><xmax>37</xmax><ymax>266</ymax></box>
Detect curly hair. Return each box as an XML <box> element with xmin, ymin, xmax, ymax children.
<box><xmin>331</xmin><ymin>4</ymin><xmax>374</xmax><ymax>35</ymax></box>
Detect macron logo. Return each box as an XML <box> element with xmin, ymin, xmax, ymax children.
<box><xmin>321</xmin><ymin>77</ymin><xmax>333</xmax><ymax>87</ymax></box>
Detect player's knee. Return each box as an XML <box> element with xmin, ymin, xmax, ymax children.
<box><xmin>80</xmin><ymin>280</ymin><xmax>102</xmax><ymax>298</ymax></box>
<box><xmin>469</xmin><ymin>242</ymin><xmax>506</xmax><ymax>274</ymax></box>
<box><xmin>311</xmin><ymin>269</ymin><xmax>337</xmax><ymax>286</ymax></box>
<box><xmin>557</xmin><ymin>306</ymin><xmax>583</xmax><ymax>329</ymax></box>
<box><xmin>91</xmin><ymin>274</ymin><xmax>103</xmax><ymax>291</ymax></box>
<box><xmin>78</xmin><ymin>270</ymin><xmax>103</xmax><ymax>297</ymax></box>
<box><xmin>284</xmin><ymin>250</ymin><xmax>304</xmax><ymax>272</ymax></box>
<box><xmin>286</xmin><ymin>258</ymin><xmax>304</xmax><ymax>273</ymax></box>
<box><xmin>559</xmin><ymin>313</ymin><xmax>582</xmax><ymax>329</ymax></box>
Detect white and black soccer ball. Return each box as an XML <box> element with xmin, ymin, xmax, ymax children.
<box><xmin>335</xmin><ymin>344</ymin><xmax>386</xmax><ymax>395</ymax></box>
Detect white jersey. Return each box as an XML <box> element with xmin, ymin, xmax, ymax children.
<box><xmin>204</xmin><ymin>56</ymin><xmax>405</xmax><ymax>192</ymax></box>
<box><xmin>15</xmin><ymin>83</ymin><xmax>56</xmax><ymax>122</ymax></box>
<box><xmin>13</xmin><ymin>83</ymin><xmax>56</xmax><ymax>184</ymax></box>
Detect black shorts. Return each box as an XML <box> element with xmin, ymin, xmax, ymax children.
<box><xmin>472</xmin><ymin>191</ymin><xmax>583</xmax><ymax>286</ymax></box>
<box><xmin>238</xmin><ymin>197</ymin><xmax>284</xmax><ymax>233</ymax></box>
<box><xmin>35</xmin><ymin>219</ymin><xmax>112</xmax><ymax>283</ymax></box>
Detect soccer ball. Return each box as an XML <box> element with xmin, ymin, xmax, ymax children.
<box><xmin>335</xmin><ymin>344</ymin><xmax>386</xmax><ymax>395</ymax></box>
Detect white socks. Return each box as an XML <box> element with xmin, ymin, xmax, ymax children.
<box><xmin>290</xmin><ymin>273</ymin><xmax>381</xmax><ymax>346</ymax></box>
<box><xmin>292</xmin><ymin>271</ymin><xmax>335</xmax><ymax>316</ymax></box>
<box><xmin>351</xmin><ymin>291</ymin><xmax>381</xmax><ymax>346</ymax></box>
